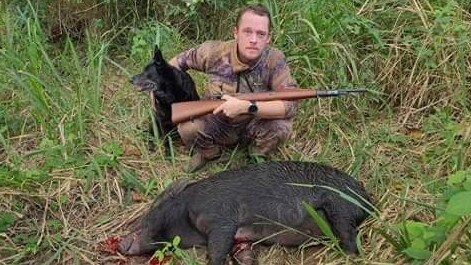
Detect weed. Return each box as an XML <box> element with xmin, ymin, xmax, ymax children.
<box><xmin>150</xmin><ymin>236</ymin><xmax>197</xmax><ymax>265</ymax></box>
<box><xmin>0</xmin><ymin>212</ymin><xmax>15</xmax><ymax>233</ymax></box>
<box><xmin>130</xmin><ymin>21</ymin><xmax>182</xmax><ymax>63</ymax></box>
<box><xmin>379</xmin><ymin>170</ymin><xmax>471</xmax><ymax>264</ymax></box>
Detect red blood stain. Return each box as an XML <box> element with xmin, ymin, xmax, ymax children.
<box><xmin>148</xmin><ymin>255</ymin><xmax>172</xmax><ymax>265</ymax></box>
<box><xmin>99</xmin><ymin>236</ymin><xmax>122</xmax><ymax>254</ymax></box>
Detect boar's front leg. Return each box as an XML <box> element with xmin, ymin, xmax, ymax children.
<box><xmin>194</xmin><ymin>213</ymin><xmax>237</xmax><ymax>265</ymax></box>
<box><xmin>207</xmin><ymin>222</ymin><xmax>238</xmax><ymax>265</ymax></box>
<box><xmin>323</xmin><ymin>200</ymin><xmax>360</xmax><ymax>254</ymax></box>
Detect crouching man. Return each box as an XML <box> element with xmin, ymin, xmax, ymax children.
<box><xmin>169</xmin><ymin>4</ymin><xmax>299</xmax><ymax>172</ymax></box>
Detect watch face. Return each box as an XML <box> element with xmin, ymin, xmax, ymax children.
<box><xmin>248</xmin><ymin>102</ymin><xmax>258</xmax><ymax>113</ymax></box>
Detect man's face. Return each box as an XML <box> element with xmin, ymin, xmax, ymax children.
<box><xmin>233</xmin><ymin>11</ymin><xmax>271</xmax><ymax>64</ymax></box>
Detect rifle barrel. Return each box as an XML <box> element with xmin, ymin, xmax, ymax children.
<box><xmin>315</xmin><ymin>88</ymin><xmax>368</xmax><ymax>97</ymax></box>
<box><xmin>338</xmin><ymin>88</ymin><xmax>368</xmax><ymax>93</ymax></box>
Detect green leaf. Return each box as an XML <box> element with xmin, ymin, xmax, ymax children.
<box><xmin>403</xmin><ymin>247</ymin><xmax>432</xmax><ymax>260</ymax></box>
<box><xmin>302</xmin><ymin>201</ymin><xmax>341</xmax><ymax>252</ymax></box>
<box><xmin>445</xmin><ymin>191</ymin><xmax>471</xmax><ymax>216</ymax></box>
<box><xmin>120</xmin><ymin>168</ymin><xmax>146</xmax><ymax>193</ymax></box>
<box><xmin>447</xmin><ymin>170</ymin><xmax>469</xmax><ymax>186</ymax></box>
<box><xmin>422</xmin><ymin>228</ymin><xmax>442</xmax><ymax>243</ymax></box>
<box><xmin>464</xmin><ymin>178</ymin><xmax>471</xmax><ymax>191</ymax></box>
<box><xmin>154</xmin><ymin>250</ymin><xmax>164</xmax><ymax>260</ymax></box>
<box><xmin>410</xmin><ymin>238</ymin><xmax>426</xmax><ymax>249</ymax></box>
<box><xmin>292</xmin><ymin>184</ymin><xmax>375</xmax><ymax>216</ymax></box>
<box><xmin>0</xmin><ymin>212</ymin><xmax>15</xmax><ymax>232</ymax></box>
<box><xmin>404</xmin><ymin>221</ymin><xmax>428</xmax><ymax>238</ymax></box>
<box><xmin>435</xmin><ymin>213</ymin><xmax>460</xmax><ymax>231</ymax></box>
<box><xmin>172</xmin><ymin>235</ymin><xmax>181</xmax><ymax>247</ymax></box>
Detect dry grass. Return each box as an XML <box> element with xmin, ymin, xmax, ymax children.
<box><xmin>0</xmin><ymin>75</ymin><xmax>464</xmax><ymax>265</ymax></box>
<box><xmin>2</xmin><ymin>56</ymin><xmax>471</xmax><ymax>262</ymax></box>
<box><xmin>374</xmin><ymin>2</ymin><xmax>471</xmax><ymax>126</ymax></box>
<box><xmin>1</xmin><ymin>1</ymin><xmax>471</xmax><ymax>264</ymax></box>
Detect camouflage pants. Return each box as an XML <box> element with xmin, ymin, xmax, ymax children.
<box><xmin>178</xmin><ymin>113</ymin><xmax>292</xmax><ymax>156</ymax></box>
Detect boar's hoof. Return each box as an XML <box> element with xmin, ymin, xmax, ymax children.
<box><xmin>232</xmin><ymin>242</ymin><xmax>257</xmax><ymax>265</ymax></box>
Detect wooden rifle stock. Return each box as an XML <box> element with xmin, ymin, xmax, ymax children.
<box><xmin>171</xmin><ymin>88</ymin><xmax>367</xmax><ymax>124</ymax></box>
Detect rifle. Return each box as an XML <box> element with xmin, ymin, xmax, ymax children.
<box><xmin>171</xmin><ymin>88</ymin><xmax>368</xmax><ymax>124</ymax></box>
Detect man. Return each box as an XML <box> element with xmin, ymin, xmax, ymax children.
<box><xmin>169</xmin><ymin>4</ymin><xmax>298</xmax><ymax>172</ymax></box>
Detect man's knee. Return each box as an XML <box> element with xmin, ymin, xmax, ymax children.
<box><xmin>270</xmin><ymin>119</ymin><xmax>292</xmax><ymax>141</ymax></box>
<box><xmin>177</xmin><ymin>119</ymin><xmax>205</xmax><ymax>146</ymax></box>
<box><xmin>247</xmin><ymin>119</ymin><xmax>293</xmax><ymax>155</ymax></box>
<box><xmin>248</xmin><ymin>119</ymin><xmax>292</xmax><ymax>139</ymax></box>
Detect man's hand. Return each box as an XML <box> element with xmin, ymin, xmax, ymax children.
<box><xmin>213</xmin><ymin>95</ymin><xmax>250</xmax><ymax>118</ymax></box>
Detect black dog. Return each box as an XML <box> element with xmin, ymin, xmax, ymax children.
<box><xmin>131</xmin><ymin>47</ymin><xmax>199</xmax><ymax>153</ymax></box>
<box><xmin>118</xmin><ymin>161</ymin><xmax>373</xmax><ymax>265</ymax></box>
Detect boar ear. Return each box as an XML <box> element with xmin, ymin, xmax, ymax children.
<box><xmin>167</xmin><ymin>179</ymin><xmax>192</xmax><ymax>198</ymax></box>
<box><xmin>153</xmin><ymin>46</ymin><xmax>164</xmax><ymax>63</ymax></box>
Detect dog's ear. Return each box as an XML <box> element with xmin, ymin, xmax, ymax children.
<box><xmin>153</xmin><ymin>46</ymin><xmax>164</xmax><ymax>63</ymax></box>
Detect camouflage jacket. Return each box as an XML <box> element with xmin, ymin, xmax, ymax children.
<box><xmin>173</xmin><ymin>40</ymin><xmax>298</xmax><ymax>118</ymax></box>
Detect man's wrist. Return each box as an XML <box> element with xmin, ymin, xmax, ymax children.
<box><xmin>247</xmin><ymin>100</ymin><xmax>258</xmax><ymax>114</ymax></box>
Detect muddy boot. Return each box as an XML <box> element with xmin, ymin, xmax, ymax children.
<box><xmin>247</xmin><ymin>150</ymin><xmax>268</xmax><ymax>164</ymax></box>
<box><xmin>187</xmin><ymin>147</ymin><xmax>221</xmax><ymax>173</ymax></box>
<box><xmin>248</xmin><ymin>142</ymin><xmax>277</xmax><ymax>164</ymax></box>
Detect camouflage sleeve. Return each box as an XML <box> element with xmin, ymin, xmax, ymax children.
<box><xmin>270</xmin><ymin>52</ymin><xmax>299</xmax><ymax>119</ymax></box>
<box><xmin>172</xmin><ymin>41</ymin><xmax>219</xmax><ymax>72</ymax></box>
<box><xmin>283</xmin><ymin>100</ymin><xmax>299</xmax><ymax>119</ymax></box>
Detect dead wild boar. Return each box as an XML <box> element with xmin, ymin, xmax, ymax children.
<box><xmin>118</xmin><ymin>161</ymin><xmax>372</xmax><ymax>265</ymax></box>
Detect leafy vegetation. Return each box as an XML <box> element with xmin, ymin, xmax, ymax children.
<box><xmin>378</xmin><ymin>170</ymin><xmax>471</xmax><ymax>264</ymax></box>
<box><xmin>0</xmin><ymin>0</ymin><xmax>470</xmax><ymax>264</ymax></box>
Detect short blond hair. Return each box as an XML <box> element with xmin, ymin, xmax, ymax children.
<box><xmin>235</xmin><ymin>4</ymin><xmax>272</xmax><ymax>31</ymax></box>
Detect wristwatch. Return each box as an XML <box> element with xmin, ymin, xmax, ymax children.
<box><xmin>248</xmin><ymin>101</ymin><xmax>258</xmax><ymax>114</ymax></box>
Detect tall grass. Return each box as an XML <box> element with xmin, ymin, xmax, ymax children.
<box><xmin>270</xmin><ymin>0</ymin><xmax>471</xmax><ymax>112</ymax></box>
<box><xmin>0</xmin><ymin>0</ymin><xmax>470</xmax><ymax>264</ymax></box>
<box><xmin>0</xmin><ymin>2</ymin><xmax>109</xmax><ymax>187</ymax></box>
